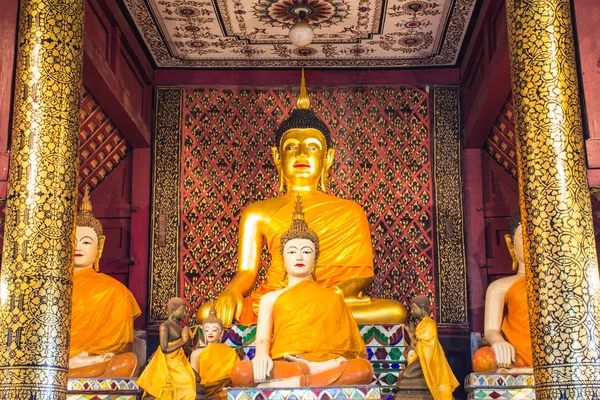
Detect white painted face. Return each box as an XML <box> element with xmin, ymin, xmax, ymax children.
<box><xmin>202</xmin><ymin>322</ymin><xmax>224</xmax><ymax>344</ymax></box>
<box><xmin>513</xmin><ymin>224</ymin><xmax>525</xmax><ymax>265</ymax></box>
<box><xmin>283</xmin><ymin>238</ymin><xmax>316</xmax><ymax>279</ymax></box>
<box><xmin>74</xmin><ymin>226</ymin><xmax>98</xmax><ymax>270</ymax></box>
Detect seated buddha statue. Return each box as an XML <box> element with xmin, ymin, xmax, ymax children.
<box><xmin>137</xmin><ymin>297</ymin><xmax>197</xmax><ymax>400</ymax></box>
<box><xmin>200</xmin><ymin>71</ymin><xmax>406</xmax><ymax>327</ymax></box>
<box><xmin>189</xmin><ymin>303</ymin><xmax>240</xmax><ymax>399</ymax></box>
<box><xmin>230</xmin><ymin>195</ymin><xmax>373</xmax><ymax>387</ymax></box>
<box><xmin>481</xmin><ymin>211</ymin><xmax>532</xmax><ymax>372</ymax></box>
<box><xmin>68</xmin><ymin>187</ymin><xmax>141</xmax><ymax>378</ymax></box>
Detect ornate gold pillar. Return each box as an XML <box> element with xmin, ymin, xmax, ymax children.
<box><xmin>0</xmin><ymin>0</ymin><xmax>84</xmax><ymax>397</ymax></box>
<box><xmin>506</xmin><ymin>0</ymin><xmax>600</xmax><ymax>398</ymax></box>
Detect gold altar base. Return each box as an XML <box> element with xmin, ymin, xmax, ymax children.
<box><xmin>66</xmin><ymin>378</ymin><xmax>142</xmax><ymax>400</ymax></box>
<box><xmin>464</xmin><ymin>373</ymin><xmax>535</xmax><ymax>399</ymax></box>
<box><xmin>393</xmin><ymin>388</ymin><xmax>434</xmax><ymax>400</ymax></box>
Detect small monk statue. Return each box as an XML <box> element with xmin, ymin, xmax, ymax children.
<box><xmin>189</xmin><ymin>303</ymin><xmax>240</xmax><ymax>399</ymax></box>
<box><xmin>478</xmin><ymin>211</ymin><xmax>532</xmax><ymax>373</ymax></box>
<box><xmin>394</xmin><ymin>296</ymin><xmax>458</xmax><ymax>400</ymax></box>
<box><xmin>230</xmin><ymin>195</ymin><xmax>374</xmax><ymax>387</ymax></box>
<box><xmin>137</xmin><ymin>297</ymin><xmax>197</xmax><ymax>400</ymax></box>
<box><xmin>200</xmin><ymin>70</ymin><xmax>406</xmax><ymax>327</ymax></box>
<box><xmin>68</xmin><ymin>187</ymin><xmax>141</xmax><ymax>378</ymax></box>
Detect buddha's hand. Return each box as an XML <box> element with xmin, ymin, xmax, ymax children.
<box><xmin>102</xmin><ymin>353</ymin><xmax>115</xmax><ymax>362</ymax></box>
<box><xmin>252</xmin><ymin>354</ymin><xmax>274</xmax><ymax>383</ymax></box>
<box><xmin>181</xmin><ymin>326</ymin><xmax>190</xmax><ymax>344</ymax></box>
<box><xmin>216</xmin><ymin>286</ymin><xmax>244</xmax><ymax>328</ymax></box>
<box><xmin>491</xmin><ymin>340</ymin><xmax>515</xmax><ymax>368</ymax></box>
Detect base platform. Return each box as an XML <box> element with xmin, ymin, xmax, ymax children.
<box><xmin>465</xmin><ymin>373</ymin><xmax>536</xmax><ymax>399</ymax></box>
<box><xmin>67</xmin><ymin>378</ymin><xmax>142</xmax><ymax>400</ymax></box>
<box><xmin>225</xmin><ymin>386</ymin><xmax>381</xmax><ymax>400</ymax></box>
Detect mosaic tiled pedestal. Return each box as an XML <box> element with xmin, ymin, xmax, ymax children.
<box><xmin>195</xmin><ymin>324</ymin><xmax>406</xmax><ymax>395</ymax></box>
<box><xmin>67</xmin><ymin>378</ymin><xmax>142</xmax><ymax>400</ymax></box>
<box><xmin>465</xmin><ymin>373</ymin><xmax>536</xmax><ymax>399</ymax></box>
<box><xmin>225</xmin><ymin>386</ymin><xmax>381</xmax><ymax>400</ymax></box>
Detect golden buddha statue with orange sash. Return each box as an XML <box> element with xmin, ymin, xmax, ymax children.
<box><xmin>68</xmin><ymin>187</ymin><xmax>141</xmax><ymax>378</ymax></box>
<box><xmin>475</xmin><ymin>212</ymin><xmax>532</xmax><ymax>373</ymax></box>
<box><xmin>199</xmin><ymin>71</ymin><xmax>406</xmax><ymax>327</ymax></box>
<box><xmin>189</xmin><ymin>303</ymin><xmax>240</xmax><ymax>399</ymax></box>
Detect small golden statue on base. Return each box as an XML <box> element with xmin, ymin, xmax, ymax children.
<box><xmin>230</xmin><ymin>195</ymin><xmax>373</xmax><ymax>388</ymax></box>
<box><xmin>137</xmin><ymin>297</ymin><xmax>197</xmax><ymax>400</ymax></box>
<box><xmin>189</xmin><ymin>303</ymin><xmax>240</xmax><ymax>399</ymax></box>
<box><xmin>68</xmin><ymin>187</ymin><xmax>141</xmax><ymax>378</ymax></box>
<box><xmin>394</xmin><ymin>296</ymin><xmax>458</xmax><ymax>400</ymax></box>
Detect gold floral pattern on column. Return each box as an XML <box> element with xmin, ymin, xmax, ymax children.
<box><xmin>0</xmin><ymin>0</ymin><xmax>84</xmax><ymax>397</ymax></box>
<box><xmin>506</xmin><ymin>0</ymin><xmax>600</xmax><ymax>398</ymax></box>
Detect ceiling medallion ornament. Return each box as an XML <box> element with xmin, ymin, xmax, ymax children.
<box><xmin>123</xmin><ymin>0</ymin><xmax>477</xmax><ymax>67</ymax></box>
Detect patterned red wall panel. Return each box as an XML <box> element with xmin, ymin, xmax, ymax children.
<box><xmin>484</xmin><ymin>93</ymin><xmax>518</xmax><ymax>178</ymax></box>
<box><xmin>179</xmin><ymin>86</ymin><xmax>435</xmax><ymax>315</ymax></box>
<box><xmin>79</xmin><ymin>86</ymin><xmax>131</xmax><ymax>192</ymax></box>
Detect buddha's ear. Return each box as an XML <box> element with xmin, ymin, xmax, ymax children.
<box><xmin>326</xmin><ymin>148</ymin><xmax>335</xmax><ymax>169</ymax></box>
<box><xmin>94</xmin><ymin>235</ymin><xmax>106</xmax><ymax>272</ymax></box>
<box><xmin>504</xmin><ymin>234</ymin><xmax>517</xmax><ymax>271</ymax></box>
<box><xmin>272</xmin><ymin>146</ymin><xmax>285</xmax><ymax>193</ymax></box>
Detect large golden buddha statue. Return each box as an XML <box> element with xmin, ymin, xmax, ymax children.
<box><xmin>68</xmin><ymin>187</ymin><xmax>142</xmax><ymax>378</ymax></box>
<box><xmin>201</xmin><ymin>72</ymin><xmax>406</xmax><ymax>327</ymax></box>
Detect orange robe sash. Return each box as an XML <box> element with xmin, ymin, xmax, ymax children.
<box><xmin>240</xmin><ymin>193</ymin><xmax>374</xmax><ymax>325</ymax></box>
<box><xmin>416</xmin><ymin>316</ymin><xmax>459</xmax><ymax>400</ymax></box>
<box><xmin>198</xmin><ymin>342</ymin><xmax>240</xmax><ymax>384</ymax></box>
<box><xmin>70</xmin><ymin>268</ymin><xmax>141</xmax><ymax>357</ymax></box>
<box><xmin>501</xmin><ymin>275</ymin><xmax>533</xmax><ymax>366</ymax></box>
<box><xmin>270</xmin><ymin>280</ymin><xmax>366</xmax><ymax>362</ymax></box>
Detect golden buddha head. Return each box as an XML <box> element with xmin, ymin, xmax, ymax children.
<box><xmin>202</xmin><ymin>302</ymin><xmax>225</xmax><ymax>344</ymax></box>
<box><xmin>75</xmin><ymin>186</ymin><xmax>105</xmax><ymax>271</ymax></box>
<box><xmin>410</xmin><ymin>295</ymin><xmax>430</xmax><ymax>319</ymax></box>
<box><xmin>280</xmin><ymin>194</ymin><xmax>319</xmax><ymax>279</ymax></box>
<box><xmin>167</xmin><ymin>297</ymin><xmax>188</xmax><ymax>320</ymax></box>
<box><xmin>505</xmin><ymin>211</ymin><xmax>524</xmax><ymax>270</ymax></box>
<box><xmin>272</xmin><ymin>71</ymin><xmax>335</xmax><ymax>192</ymax></box>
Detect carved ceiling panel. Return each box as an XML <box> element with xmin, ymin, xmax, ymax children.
<box><xmin>123</xmin><ymin>0</ymin><xmax>478</xmax><ymax>67</ymax></box>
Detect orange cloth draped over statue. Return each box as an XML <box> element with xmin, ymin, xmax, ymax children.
<box><xmin>137</xmin><ymin>340</ymin><xmax>196</xmax><ymax>400</ymax></box>
<box><xmin>239</xmin><ymin>192</ymin><xmax>374</xmax><ymax>325</ymax></box>
<box><xmin>198</xmin><ymin>343</ymin><xmax>240</xmax><ymax>383</ymax></box>
<box><xmin>270</xmin><ymin>280</ymin><xmax>367</xmax><ymax>362</ymax></box>
<box><xmin>416</xmin><ymin>316</ymin><xmax>459</xmax><ymax>400</ymax></box>
<box><xmin>70</xmin><ymin>267</ymin><xmax>141</xmax><ymax>357</ymax></box>
<box><xmin>501</xmin><ymin>275</ymin><xmax>533</xmax><ymax>366</ymax></box>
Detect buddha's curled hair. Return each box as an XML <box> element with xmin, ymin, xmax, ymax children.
<box><xmin>274</xmin><ymin>109</ymin><xmax>332</xmax><ymax>149</ymax></box>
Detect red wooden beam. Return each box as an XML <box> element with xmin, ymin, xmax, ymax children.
<box><xmin>0</xmin><ymin>0</ymin><xmax>19</xmax><ymax>154</ymax></box>
<box><xmin>153</xmin><ymin>68</ymin><xmax>461</xmax><ymax>86</ymax></box>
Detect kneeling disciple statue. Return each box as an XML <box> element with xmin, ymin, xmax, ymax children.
<box><xmin>394</xmin><ymin>296</ymin><xmax>458</xmax><ymax>400</ymax></box>
<box><xmin>230</xmin><ymin>195</ymin><xmax>373</xmax><ymax>387</ymax></box>
<box><xmin>69</xmin><ymin>187</ymin><xmax>141</xmax><ymax>378</ymax></box>
<box><xmin>137</xmin><ymin>297</ymin><xmax>197</xmax><ymax>400</ymax></box>
<box><xmin>190</xmin><ymin>303</ymin><xmax>240</xmax><ymax>399</ymax></box>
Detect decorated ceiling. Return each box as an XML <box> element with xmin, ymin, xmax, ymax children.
<box><xmin>123</xmin><ymin>0</ymin><xmax>478</xmax><ymax>67</ymax></box>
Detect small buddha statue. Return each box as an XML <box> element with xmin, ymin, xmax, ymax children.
<box><xmin>230</xmin><ymin>195</ymin><xmax>374</xmax><ymax>387</ymax></box>
<box><xmin>137</xmin><ymin>297</ymin><xmax>197</xmax><ymax>400</ymax></box>
<box><xmin>394</xmin><ymin>296</ymin><xmax>458</xmax><ymax>400</ymax></box>
<box><xmin>68</xmin><ymin>187</ymin><xmax>141</xmax><ymax>378</ymax></box>
<box><xmin>189</xmin><ymin>303</ymin><xmax>240</xmax><ymax>399</ymax></box>
<box><xmin>478</xmin><ymin>212</ymin><xmax>532</xmax><ymax>373</ymax></box>
<box><xmin>201</xmin><ymin>70</ymin><xmax>406</xmax><ymax>327</ymax></box>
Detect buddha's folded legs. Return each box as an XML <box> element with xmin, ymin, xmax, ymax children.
<box><xmin>68</xmin><ymin>352</ymin><xmax>139</xmax><ymax>378</ymax></box>
<box><xmin>231</xmin><ymin>358</ymin><xmax>373</xmax><ymax>387</ymax></box>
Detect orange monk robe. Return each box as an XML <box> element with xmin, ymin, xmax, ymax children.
<box><xmin>240</xmin><ymin>192</ymin><xmax>374</xmax><ymax>325</ymax></box>
<box><xmin>137</xmin><ymin>341</ymin><xmax>196</xmax><ymax>400</ymax></box>
<box><xmin>70</xmin><ymin>267</ymin><xmax>141</xmax><ymax>357</ymax></box>
<box><xmin>502</xmin><ymin>275</ymin><xmax>533</xmax><ymax>366</ymax></box>
<box><xmin>270</xmin><ymin>280</ymin><xmax>367</xmax><ymax>362</ymax></box>
<box><xmin>198</xmin><ymin>343</ymin><xmax>239</xmax><ymax>383</ymax></box>
<box><xmin>198</xmin><ymin>343</ymin><xmax>239</xmax><ymax>398</ymax></box>
<box><xmin>415</xmin><ymin>316</ymin><xmax>459</xmax><ymax>400</ymax></box>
